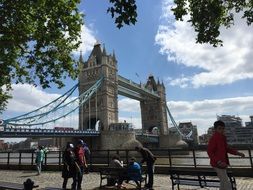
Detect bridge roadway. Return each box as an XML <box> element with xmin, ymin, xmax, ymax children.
<box><xmin>0</xmin><ymin>170</ymin><xmax>253</xmax><ymax>189</ymax></box>
<box><xmin>0</xmin><ymin>127</ymin><xmax>160</xmax><ymax>140</ymax></box>
<box><xmin>0</xmin><ymin>127</ymin><xmax>100</xmax><ymax>138</ymax></box>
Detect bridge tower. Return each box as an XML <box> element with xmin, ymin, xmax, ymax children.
<box><xmin>78</xmin><ymin>43</ymin><xmax>118</xmax><ymax>130</ymax></box>
<box><xmin>140</xmin><ymin>75</ymin><xmax>169</xmax><ymax>135</ymax></box>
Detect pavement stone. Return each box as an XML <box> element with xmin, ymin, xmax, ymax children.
<box><xmin>0</xmin><ymin>170</ymin><xmax>253</xmax><ymax>189</ymax></box>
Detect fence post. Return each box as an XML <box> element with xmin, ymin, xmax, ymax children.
<box><xmin>126</xmin><ymin>150</ymin><xmax>129</xmax><ymax>165</ymax></box>
<box><xmin>19</xmin><ymin>152</ymin><xmax>22</xmax><ymax>165</ymax></box>
<box><xmin>248</xmin><ymin>148</ymin><xmax>253</xmax><ymax>169</ymax></box>
<box><xmin>90</xmin><ymin>150</ymin><xmax>93</xmax><ymax>171</ymax></box>
<box><xmin>44</xmin><ymin>152</ymin><xmax>47</xmax><ymax>166</ymax></box>
<box><xmin>31</xmin><ymin>152</ymin><xmax>34</xmax><ymax>165</ymax></box>
<box><xmin>18</xmin><ymin>152</ymin><xmax>22</xmax><ymax>170</ymax></box>
<box><xmin>107</xmin><ymin>150</ymin><xmax>110</xmax><ymax>166</ymax></box>
<box><xmin>7</xmin><ymin>152</ymin><xmax>10</xmax><ymax>166</ymax></box>
<box><xmin>58</xmin><ymin>151</ymin><xmax>62</xmax><ymax>170</ymax></box>
<box><xmin>168</xmin><ymin>149</ymin><xmax>172</xmax><ymax>167</ymax></box>
<box><xmin>192</xmin><ymin>149</ymin><xmax>197</xmax><ymax>168</ymax></box>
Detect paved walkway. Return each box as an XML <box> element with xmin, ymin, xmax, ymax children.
<box><xmin>0</xmin><ymin>170</ymin><xmax>253</xmax><ymax>189</ymax></box>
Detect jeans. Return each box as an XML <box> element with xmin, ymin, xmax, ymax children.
<box><xmin>146</xmin><ymin>162</ymin><xmax>154</xmax><ymax>188</ymax></box>
<box><xmin>214</xmin><ymin>167</ymin><xmax>232</xmax><ymax>190</ymax></box>
<box><xmin>62</xmin><ymin>177</ymin><xmax>76</xmax><ymax>189</ymax></box>
<box><xmin>36</xmin><ymin>162</ymin><xmax>42</xmax><ymax>174</ymax></box>
<box><xmin>73</xmin><ymin>166</ymin><xmax>84</xmax><ymax>190</ymax></box>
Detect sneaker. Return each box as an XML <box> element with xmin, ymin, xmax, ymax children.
<box><xmin>117</xmin><ymin>184</ymin><xmax>126</xmax><ymax>189</ymax></box>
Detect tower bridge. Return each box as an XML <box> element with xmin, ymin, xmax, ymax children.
<box><xmin>0</xmin><ymin>43</ymin><xmax>190</xmax><ymax>149</ymax></box>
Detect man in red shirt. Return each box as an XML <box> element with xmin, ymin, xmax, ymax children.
<box><xmin>207</xmin><ymin>120</ymin><xmax>245</xmax><ymax>190</ymax></box>
<box><xmin>74</xmin><ymin>139</ymin><xmax>87</xmax><ymax>190</ymax></box>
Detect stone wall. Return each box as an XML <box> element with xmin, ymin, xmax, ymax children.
<box><xmin>159</xmin><ymin>134</ymin><xmax>181</xmax><ymax>148</ymax></box>
<box><xmin>100</xmin><ymin>131</ymin><xmax>137</xmax><ymax>150</ymax></box>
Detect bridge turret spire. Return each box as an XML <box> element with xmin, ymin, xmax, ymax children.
<box><xmin>102</xmin><ymin>43</ymin><xmax>107</xmax><ymax>55</ymax></box>
<box><xmin>157</xmin><ymin>78</ymin><xmax>160</xmax><ymax>85</ymax></box>
<box><xmin>79</xmin><ymin>50</ymin><xmax>84</xmax><ymax>64</ymax></box>
<box><xmin>162</xmin><ymin>80</ymin><xmax>165</xmax><ymax>88</ymax></box>
<box><xmin>89</xmin><ymin>42</ymin><xmax>102</xmax><ymax>64</ymax></box>
<box><xmin>113</xmin><ymin>50</ymin><xmax>116</xmax><ymax>60</ymax></box>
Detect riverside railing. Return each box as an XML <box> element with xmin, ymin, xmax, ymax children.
<box><xmin>0</xmin><ymin>146</ymin><xmax>253</xmax><ymax>170</ymax></box>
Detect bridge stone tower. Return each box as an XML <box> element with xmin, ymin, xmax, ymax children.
<box><xmin>140</xmin><ymin>75</ymin><xmax>169</xmax><ymax>135</ymax></box>
<box><xmin>78</xmin><ymin>43</ymin><xmax>118</xmax><ymax>131</ymax></box>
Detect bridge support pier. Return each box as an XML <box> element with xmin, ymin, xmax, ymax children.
<box><xmin>100</xmin><ymin>131</ymin><xmax>140</xmax><ymax>150</ymax></box>
<box><xmin>159</xmin><ymin>134</ymin><xmax>181</xmax><ymax>148</ymax></box>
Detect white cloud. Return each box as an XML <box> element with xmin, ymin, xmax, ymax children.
<box><xmin>74</xmin><ymin>25</ymin><xmax>97</xmax><ymax>55</ymax></box>
<box><xmin>3</xmin><ymin>84</ymin><xmax>79</xmax><ymax>129</ymax></box>
<box><xmin>6</xmin><ymin>84</ymin><xmax>60</xmax><ymax>113</ymax></box>
<box><xmin>119</xmin><ymin>116</ymin><xmax>142</xmax><ymax>129</ymax></box>
<box><xmin>3</xmin><ymin>85</ymin><xmax>253</xmax><ymax>136</ymax></box>
<box><xmin>155</xmin><ymin>0</ymin><xmax>253</xmax><ymax>88</ymax></box>
<box><xmin>168</xmin><ymin>96</ymin><xmax>253</xmax><ymax>134</ymax></box>
<box><xmin>169</xmin><ymin>75</ymin><xmax>191</xmax><ymax>88</ymax></box>
<box><xmin>118</xmin><ymin>97</ymin><xmax>253</xmax><ymax>135</ymax></box>
<box><xmin>118</xmin><ymin>98</ymin><xmax>140</xmax><ymax>112</ymax></box>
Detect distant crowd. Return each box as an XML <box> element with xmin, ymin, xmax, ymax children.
<box><xmin>35</xmin><ymin>140</ymin><xmax>156</xmax><ymax>190</ymax></box>
<box><xmin>35</xmin><ymin>139</ymin><xmax>90</xmax><ymax>190</ymax></box>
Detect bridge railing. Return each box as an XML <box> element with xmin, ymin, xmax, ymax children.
<box><xmin>0</xmin><ymin>128</ymin><xmax>101</xmax><ymax>138</ymax></box>
<box><xmin>0</xmin><ymin>146</ymin><xmax>253</xmax><ymax>171</ymax></box>
<box><xmin>118</xmin><ymin>75</ymin><xmax>159</xmax><ymax>97</ymax></box>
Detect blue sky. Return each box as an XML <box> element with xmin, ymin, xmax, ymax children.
<box><xmin>1</xmin><ymin>0</ymin><xmax>253</xmax><ymax>142</ymax></box>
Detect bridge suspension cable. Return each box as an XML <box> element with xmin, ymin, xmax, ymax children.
<box><xmin>166</xmin><ymin>105</ymin><xmax>193</xmax><ymax>139</ymax></box>
<box><xmin>4</xmin><ymin>77</ymin><xmax>103</xmax><ymax>127</ymax></box>
<box><xmin>5</xmin><ymin>83</ymin><xmax>78</xmax><ymax>122</ymax></box>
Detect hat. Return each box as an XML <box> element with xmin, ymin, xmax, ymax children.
<box><xmin>130</xmin><ymin>157</ymin><xmax>136</xmax><ymax>162</ymax></box>
<box><xmin>77</xmin><ymin>139</ymin><xmax>84</xmax><ymax>145</ymax></box>
<box><xmin>66</xmin><ymin>143</ymin><xmax>74</xmax><ymax>149</ymax></box>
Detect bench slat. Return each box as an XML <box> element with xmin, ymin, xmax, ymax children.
<box><xmin>174</xmin><ymin>180</ymin><xmax>201</xmax><ymax>186</ymax></box>
<box><xmin>169</xmin><ymin>168</ymin><xmax>237</xmax><ymax>190</ymax></box>
<box><xmin>0</xmin><ymin>181</ymin><xmax>24</xmax><ymax>190</ymax></box>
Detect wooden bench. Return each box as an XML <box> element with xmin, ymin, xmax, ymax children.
<box><xmin>99</xmin><ymin>167</ymin><xmax>147</xmax><ymax>189</ymax></box>
<box><xmin>0</xmin><ymin>179</ymin><xmax>39</xmax><ymax>190</ymax></box>
<box><xmin>0</xmin><ymin>181</ymin><xmax>24</xmax><ymax>190</ymax></box>
<box><xmin>169</xmin><ymin>168</ymin><xmax>236</xmax><ymax>190</ymax></box>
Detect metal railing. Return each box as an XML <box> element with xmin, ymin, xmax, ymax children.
<box><xmin>0</xmin><ymin>146</ymin><xmax>252</xmax><ymax>169</ymax></box>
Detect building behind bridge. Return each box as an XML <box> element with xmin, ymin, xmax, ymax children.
<box><xmin>169</xmin><ymin>122</ymin><xmax>199</xmax><ymax>147</ymax></box>
<box><xmin>204</xmin><ymin>115</ymin><xmax>253</xmax><ymax>145</ymax></box>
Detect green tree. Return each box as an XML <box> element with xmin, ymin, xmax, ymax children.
<box><xmin>2</xmin><ymin>0</ymin><xmax>252</xmax><ymax>113</ymax></box>
<box><xmin>107</xmin><ymin>0</ymin><xmax>253</xmax><ymax>47</ymax></box>
<box><xmin>0</xmin><ymin>0</ymin><xmax>83</xmax><ymax>113</ymax></box>
<box><xmin>172</xmin><ymin>0</ymin><xmax>253</xmax><ymax>47</ymax></box>
<box><xmin>107</xmin><ymin>0</ymin><xmax>137</xmax><ymax>28</ymax></box>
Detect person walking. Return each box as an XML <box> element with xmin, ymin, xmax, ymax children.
<box><xmin>207</xmin><ymin>120</ymin><xmax>245</xmax><ymax>190</ymax></box>
<box><xmin>62</xmin><ymin>143</ymin><xmax>77</xmax><ymax>189</ymax></box>
<box><xmin>135</xmin><ymin>146</ymin><xmax>156</xmax><ymax>190</ymax></box>
<box><xmin>74</xmin><ymin>139</ymin><xmax>87</xmax><ymax>190</ymax></box>
<box><xmin>35</xmin><ymin>145</ymin><xmax>44</xmax><ymax>175</ymax></box>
